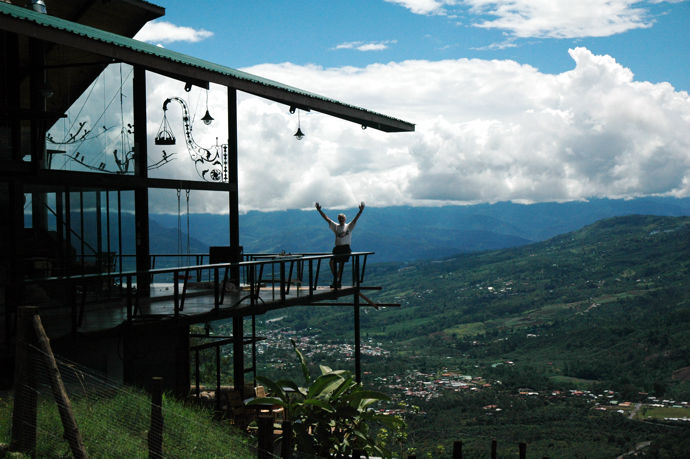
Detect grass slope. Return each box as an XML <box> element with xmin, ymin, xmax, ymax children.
<box><xmin>0</xmin><ymin>389</ymin><xmax>253</xmax><ymax>458</ymax></box>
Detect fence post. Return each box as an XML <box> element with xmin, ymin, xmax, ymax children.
<box><xmin>32</xmin><ymin>314</ymin><xmax>88</xmax><ymax>459</ymax></box>
<box><xmin>10</xmin><ymin>306</ymin><xmax>38</xmax><ymax>456</ymax></box>
<box><xmin>148</xmin><ymin>377</ymin><xmax>163</xmax><ymax>459</ymax></box>
<box><xmin>280</xmin><ymin>419</ymin><xmax>293</xmax><ymax>458</ymax></box>
<box><xmin>257</xmin><ymin>415</ymin><xmax>273</xmax><ymax>459</ymax></box>
<box><xmin>519</xmin><ymin>442</ymin><xmax>527</xmax><ymax>459</ymax></box>
<box><xmin>452</xmin><ymin>440</ymin><xmax>462</xmax><ymax>458</ymax></box>
<box><xmin>491</xmin><ymin>439</ymin><xmax>497</xmax><ymax>459</ymax></box>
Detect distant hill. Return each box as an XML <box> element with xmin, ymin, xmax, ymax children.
<box><xmin>151</xmin><ymin>196</ymin><xmax>690</xmax><ymax>263</ymax></box>
<box><xmin>273</xmin><ymin>214</ymin><xmax>690</xmax><ymax>399</ymax></box>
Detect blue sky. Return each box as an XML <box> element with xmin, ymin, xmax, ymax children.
<box><xmin>131</xmin><ymin>0</ymin><xmax>690</xmax><ymax>213</ymax></box>
<box><xmin>149</xmin><ymin>0</ymin><xmax>689</xmax><ymax>91</ymax></box>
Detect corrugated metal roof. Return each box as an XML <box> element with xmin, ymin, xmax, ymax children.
<box><xmin>0</xmin><ymin>2</ymin><xmax>414</xmax><ymax>132</ymax></box>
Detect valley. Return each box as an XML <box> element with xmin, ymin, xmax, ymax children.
<box><xmin>186</xmin><ymin>212</ymin><xmax>690</xmax><ymax>456</ymax></box>
<box><xmin>216</xmin><ymin>214</ymin><xmax>690</xmax><ymax>456</ymax></box>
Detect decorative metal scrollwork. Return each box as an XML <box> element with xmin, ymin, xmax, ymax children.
<box><xmin>155</xmin><ymin>97</ymin><xmax>225</xmax><ymax>182</ymax></box>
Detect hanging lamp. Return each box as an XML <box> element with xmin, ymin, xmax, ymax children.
<box><xmin>154</xmin><ymin>109</ymin><xmax>176</xmax><ymax>145</ymax></box>
<box><xmin>201</xmin><ymin>89</ymin><xmax>214</xmax><ymax>125</ymax></box>
<box><xmin>294</xmin><ymin>109</ymin><xmax>305</xmax><ymax>140</ymax></box>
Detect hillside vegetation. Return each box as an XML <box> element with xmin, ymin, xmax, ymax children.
<box><xmin>254</xmin><ymin>215</ymin><xmax>690</xmax><ymax>456</ymax></box>
<box><xmin>334</xmin><ymin>215</ymin><xmax>690</xmax><ymax>394</ymax></box>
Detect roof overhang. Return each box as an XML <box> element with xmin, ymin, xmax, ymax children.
<box><xmin>35</xmin><ymin>0</ymin><xmax>165</xmax><ymax>37</ymax></box>
<box><xmin>0</xmin><ymin>3</ymin><xmax>414</xmax><ymax>133</ymax></box>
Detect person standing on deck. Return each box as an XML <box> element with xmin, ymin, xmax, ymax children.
<box><xmin>315</xmin><ymin>201</ymin><xmax>365</xmax><ymax>289</ymax></box>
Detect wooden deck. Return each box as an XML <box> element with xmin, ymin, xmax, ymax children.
<box><xmin>32</xmin><ymin>281</ymin><xmax>381</xmax><ymax>339</ymax></box>
<box><xmin>19</xmin><ymin>252</ymin><xmax>391</xmax><ymax>340</ymax></box>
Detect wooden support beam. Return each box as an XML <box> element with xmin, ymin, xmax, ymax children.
<box><xmin>228</xmin><ymin>89</ymin><xmax>240</xmax><ymax>283</ymax></box>
<box><xmin>232</xmin><ymin>315</ymin><xmax>244</xmax><ymax>397</ymax></box>
<box><xmin>148</xmin><ymin>377</ymin><xmax>163</xmax><ymax>459</ymax></box>
<box><xmin>10</xmin><ymin>307</ymin><xmax>38</xmax><ymax>456</ymax></box>
<box><xmin>133</xmin><ymin>65</ymin><xmax>150</xmax><ymax>296</ymax></box>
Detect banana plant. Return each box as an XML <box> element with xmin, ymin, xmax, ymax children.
<box><xmin>248</xmin><ymin>339</ymin><xmax>405</xmax><ymax>458</ymax></box>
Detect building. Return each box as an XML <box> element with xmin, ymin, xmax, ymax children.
<box><xmin>0</xmin><ymin>0</ymin><xmax>414</xmax><ymax>396</ymax></box>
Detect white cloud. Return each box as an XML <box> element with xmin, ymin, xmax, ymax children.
<box><xmin>141</xmin><ymin>48</ymin><xmax>690</xmax><ymax>213</ymax></box>
<box><xmin>466</xmin><ymin>0</ymin><xmax>653</xmax><ymax>38</ymax></box>
<box><xmin>472</xmin><ymin>38</ymin><xmax>517</xmax><ymax>50</ymax></box>
<box><xmin>334</xmin><ymin>40</ymin><xmax>397</xmax><ymax>51</ymax></box>
<box><xmin>134</xmin><ymin>21</ymin><xmax>213</xmax><ymax>44</ymax></box>
<box><xmin>384</xmin><ymin>0</ymin><xmax>459</xmax><ymax>15</ymax></box>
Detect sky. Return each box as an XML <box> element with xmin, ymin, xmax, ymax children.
<box><xmin>129</xmin><ymin>0</ymin><xmax>690</xmax><ymax>213</ymax></box>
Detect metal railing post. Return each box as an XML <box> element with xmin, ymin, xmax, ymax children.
<box><xmin>308</xmin><ymin>259</ymin><xmax>314</xmax><ymax>296</ymax></box>
<box><xmin>249</xmin><ymin>264</ymin><xmax>256</xmax><ymax>305</ymax></box>
<box><xmin>126</xmin><ymin>274</ymin><xmax>133</xmax><ymax>321</ymax></box>
<box><xmin>360</xmin><ymin>254</ymin><xmax>369</xmax><ymax>283</ymax></box>
<box><xmin>285</xmin><ymin>260</ymin><xmax>294</xmax><ymax>295</ymax></box>
<box><xmin>179</xmin><ymin>269</ymin><xmax>189</xmax><ymax>312</ymax></box>
<box><xmin>213</xmin><ymin>267</ymin><xmax>219</xmax><ymax>309</ymax></box>
<box><xmin>70</xmin><ymin>279</ymin><xmax>78</xmax><ymax>333</ymax></box>
<box><xmin>314</xmin><ymin>259</ymin><xmax>321</xmax><ymax>288</ymax></box>
<box><xmin>279</xmin><ymin>260</ymin><xmax>286</xmax><ymax>303</ymax></box>
<box><xmin>173</xmin><ymin>270</ymin><xmax>179</xmax><ymax>317</ymax></box>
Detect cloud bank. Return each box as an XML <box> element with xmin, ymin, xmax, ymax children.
<box><xmin>144</xmin><ymin>47</ymin><xmax>690</xmax><ymax>214</ymax></box>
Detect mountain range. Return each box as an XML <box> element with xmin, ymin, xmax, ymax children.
<box><xmin>150</xmin><ymin>196</ymin><xmax>690</xmax><ymax>263</ymax></box>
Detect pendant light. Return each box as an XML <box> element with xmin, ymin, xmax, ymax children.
<box><xmin>294</xmin><ymin>109</ymin><xmax>305</xmax><ymax>140</ymax></box>
<box><xmin>201</xmin><ymin>88</ymin><xmax>214</xmax><ymax>125</ymax></box>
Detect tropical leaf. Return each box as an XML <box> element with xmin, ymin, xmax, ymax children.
<box><xmin>319</xmin><ymin>364</ymin><xmax>333</xmax><ymax>375</ymax></box>
<box><xmin>346</xmin><ymin>389</ymin><xmax>390</xmax><ymax>409</ymax></box>
<box><xmin>329</xmin><ymin>375</ymin><xmax>357</xmax><ymax>401</ymax></box>
<box><xmin>302</xmin><ymin>398</ymin><xmax>335</xmax><ymax>412</ymax></box>
<box><xmin>290</xmin><ymin>338</ymin><xmax>311</xmax><ymax>384</ymax></box>
<box><xmin>307</xmin><ymin>373</ymin><xmax>343</xmax><ymax>399</ymax></box>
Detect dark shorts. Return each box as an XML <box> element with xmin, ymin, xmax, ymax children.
<box><xmin>332</xmin><ymin>244</ymin><xmax>351</xmax><ymax>262</ymax></box>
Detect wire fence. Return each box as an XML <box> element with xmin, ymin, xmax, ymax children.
<box><xmin>3</xmin><ymin>335</ymin><xmax>263</xmax><ymax>458</ymax></box>
<box><xmin>3</xmin><ymin>308</ymin><xmax>378</xmax><ymax>459</ymax></box>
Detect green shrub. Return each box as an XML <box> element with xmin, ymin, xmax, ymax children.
<box><xmin>249</xmin><ymin>339</ymin><xmax>406</xmax><ymax>458</ymax></box>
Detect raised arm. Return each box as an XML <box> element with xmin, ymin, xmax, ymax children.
<box><xmin>315</xmin><ymin>202</ymin><xmax>334</xmax><ymax>224</ymax></box>
<box><xmin>350</xmin><ymin>201</ymin><xmax>365</xmax><ymax>226</ymax></box>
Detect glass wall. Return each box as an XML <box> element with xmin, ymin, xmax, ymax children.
<box><xmin>46</xmin><ymin>63</ymin><xmax>135</xmax><ymax>176</ymax></box>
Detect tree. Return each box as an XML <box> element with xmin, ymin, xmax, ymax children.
<box><xmin>249</xmin><ymin>339</ymin><xmax>406</xmax><ymax>458</ymax></box>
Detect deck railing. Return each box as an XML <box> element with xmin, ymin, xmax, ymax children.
<box><xmin>23</xmin><ymin>251</ymin><xmax>372</xmax><ymax>335</ymax></box>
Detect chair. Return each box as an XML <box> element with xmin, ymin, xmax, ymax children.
<box><xmin>254</xmin><ymin>385</ymin><xmax>285</xmax><ymax>421</ymax></box>
<box><xmin>224</xmin><ymin>389</ymin><xmax>255</xmax><ymax>428</ymax></box>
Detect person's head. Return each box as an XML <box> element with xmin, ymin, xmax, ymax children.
<box><xmin>337</xmin><ymin>213</ymin><xmax>346</xmax><ymax>224</ymax></box>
